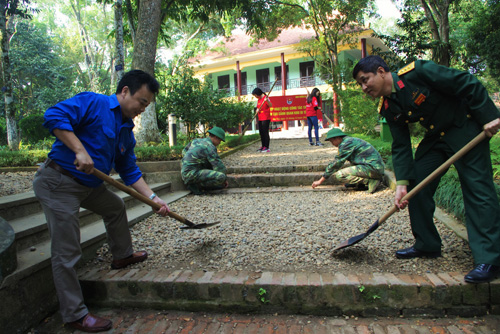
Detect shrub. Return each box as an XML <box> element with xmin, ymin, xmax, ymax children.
<box><xmin>0</xmin><ymin>149</ymin><xmax>49</xmax><ymax>166</ymax></box>
<box><xmin>337</xmin><ymin>83</ymin><xmax>380</xmax><ymax>136</ymax></box>
<box><xmin>19</xmin><ymin>114</ymin><xmax>51</xmax><ymax>143</ymax></box>
<box><xmin>0</xmin><ymin>118</ymin><xmax>6</xmax><ymax>146</ymax></box>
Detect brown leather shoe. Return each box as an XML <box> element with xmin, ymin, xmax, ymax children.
<box><xmin>111</xmin><ymin>250</ymin><xmax>148</xmax><ymax>269</ymax></box>
<box><xmin>67</xmin><ymin>313</ymin><xmax>112</xmax><ymax>332</ymax></box>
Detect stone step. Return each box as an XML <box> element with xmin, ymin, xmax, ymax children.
<box><xmin>227</xmin><ymin>172</ymin><xmax>337</xmax><ymax>188</ymax></box>
<box><xmin>78</xmin><ymin>268</ymin><xmax>500</xmax><ymax>318</ymax></box>
<box><xmin>9</xmin><ymin>182</ymin><xmax>172</xmax><ymax>252</ymax></box>
<box><xmin>1</xmin><ymin>189</ymin><xmax>190</xmax><ymax>288</ymax></box>
<box><xmin>0</xmin><ymin>173</ymin><xmax>126</xmax><ymax>222</ymax></box>
<box><xmin>226</xmin><ymin>164</ymin><xmax>328</xmax><ymax>174</ymax></box>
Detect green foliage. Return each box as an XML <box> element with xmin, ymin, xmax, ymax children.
<box><xmin>463</xmin><ymin>0</ymin><xmax>500</xmax><ymax>86</ymax></box>
<box><xmin>0</xmin><ymin>118</ymin><xmax>6</xmax><ymax>146</ymax></box>
<box><xmin>257</xmin><ymin>287</ymin><xmax>270</xmax><ymax>304</ymax></box>
<box><xmin>336</xmin><ymin>82</ymin><xmax>379</xmax><ymax>136</ymax></box>
<box><xmin>0</xmin><ymin>149</ymin><xmax>48</xmax><ymax>167</ymax></box>
<box><xmin>5</xmin><ymin>20</ymin><xmax>77</xmax><ymax>116</ymax></box>
<box><xmin>433</xmin><ymin>169</ymin><xmax>466</xmax><ymax>222</ymax></box>
<box><xmin>219</xmin><ymin>133</ymin><xmax>260</xmax><ymax>151</ymax></box>
<box><xmin>490</xmin><ymin>136</ymin><xmax>500</xmax><ymax>179</ymax></box>
<box><xmin>158</xmin><ymin>66</ymin><xmax>254</xmax><ymax>140</ymax></box>
<box><xmin>374</xmin><ymin>3</ymin><xmax>432</xmax><ymax>66</ymax></box>
<box><xmin>18</xmin><ymin>114</ymin><xmax>51</xmax><ymax>143</ymax></box>
<box><xmin>134</xmin><ymin>144</ymin><xmax>184</xmax><ymax>162</ymax></box>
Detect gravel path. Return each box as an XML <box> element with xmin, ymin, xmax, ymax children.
<box><xmin>0</xmin><ymin>139</ymin><xmax>474</xmax><ymax>275</ymax></box>
<box><xmin>89</xmin><ymin>188</ymin><xmax>473</xmax><ymax>275</ymax></box>
<box><xmin>0</xmin><ymin>171</ymin><xmax>36</xmax><ymax>196</ymax></box>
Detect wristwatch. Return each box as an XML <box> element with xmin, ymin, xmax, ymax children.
<box><xmin>149</xmin><ymin>193</ymin><xmax>157</xmax><ymax>200</ymax></box>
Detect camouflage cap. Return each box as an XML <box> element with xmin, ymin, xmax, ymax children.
<box><xmin>325</xmin><ymin>128</ymin><xmax>347</xmax><ymax>141</ymax></box>
<box><xmin>208</xmin><ymin>126</ymin><xmax>226</xmax><ymax>141</ymax></box>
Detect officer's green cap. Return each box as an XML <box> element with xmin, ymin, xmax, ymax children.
<box><xmin>208</xmin><ymin>126</ymin><xmax>226</xmax><ymax>141</ymax></box>
<box><xmin>325</xmin><ymin>128</ymin><xmax>347</xmax><ymax>141</ymax></box>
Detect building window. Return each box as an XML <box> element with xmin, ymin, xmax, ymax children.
<box><xmin>274</xmin><ymin>65</ymin><xmax>289</xmax><ymax>88</ymax></box>
<box><xmin>218</xmin><ymin>75</ymin><xmax>230</xmax><ymax>92</ymax></box>
<box><xmin>234</xmin><ymin>72</ymin><xmax>247</xmax><ymax>95</ymax></box>
<box><xmin>300</xmin><ymin>61</ymin><xmax>315</xmax><ymax>87</ymax></box>
<box><xmin>256</xmin><ymin>68</ymin><xmax>270</xmax><ymax>91</ymax></box>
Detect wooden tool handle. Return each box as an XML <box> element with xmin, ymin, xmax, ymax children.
<box><xmin>241</xmin><ymin>77</ymin><xmax>279</xmax><ymax>136</ymax></box>
<box><xmin>378</xmin><ymin>131</ymin><xmax>487</xmax><ymax>225</ymax></box>
<box><xmin>91</xmin><ymin>169</ymin><xmax>194</xmax><ymax>227</ymax></box>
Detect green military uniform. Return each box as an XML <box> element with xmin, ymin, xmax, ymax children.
<box><xmin>379</xmin><ymin>60</ymin><xmax>500</xmax><ymax>266</ymax></box>
<box><xmin>181</xmin><ymin>137</ymin><xmax>227</xmax><ymax>193</ymax></box>
<box><xmin>323</xmin><ymin>136</ymin><xmax>385</xmax><ymax>186</ymax></box>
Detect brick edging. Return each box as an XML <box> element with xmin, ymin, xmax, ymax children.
<box><xmin>80</xmin><ymin>268</ymin><xmax>500</xmax><ymax>317</ymax></box>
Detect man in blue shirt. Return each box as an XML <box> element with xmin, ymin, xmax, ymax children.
<box><xmin>33</xmin><ymin>70</ymin><xmax>169</xmax><ymax>332</ymax></box>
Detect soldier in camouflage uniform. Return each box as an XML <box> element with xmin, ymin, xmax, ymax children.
<box><xmin>181</xmin><ymin>127</ymin><xmax>228</xmax><ymax>195</ymax></box>
<box><xmin>311</xmin><ymin>128</ymin><xmax>385</xmax><ymax>193</ymax></box>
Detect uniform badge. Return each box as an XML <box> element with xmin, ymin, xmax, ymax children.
<box><xmin>397</xmin><ymin>62</ymin><xmax>415</xmax><ymax>76</ymax></box>
<box><xmin>412</xmin><ymin>89</ymin><xmax>420</xmax><ymax>99</ymax></box>
<box><xmin>377</xmin><ymin>97</ymin><xmax>384</xmax><ymax>113</ymax></box>
<box><xmin>414</xmin><ymin>93</ymin><xmax>426</xmax><ymax>106</ymax></box>
<box><xmin>397</xmin><ymin>80</ymin><xmax>405</xmax><ymax>89</ymax></box>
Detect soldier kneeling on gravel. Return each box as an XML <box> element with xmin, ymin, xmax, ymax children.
<box><xmin>181</xmin><ymin>126</ymin><xmax>228</xmax><ymax>195</ymax></box>
<box><xmin>311</xmin><ymin>128</ymin><xmax>385</xmax><ymax>193</ymax></box>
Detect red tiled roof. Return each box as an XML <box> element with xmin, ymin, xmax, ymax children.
<box><xmin>191</xmin><ymin>26</ymin><xmax>317</xmax><ymax>62</ymax></box>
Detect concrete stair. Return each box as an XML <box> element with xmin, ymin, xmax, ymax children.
<box><xmin>0</xmin><ymin>171</ymin><xmax>190</xmax><ymax>333</ymax></box>
<box><xmin>2</xmin><ymin>155</ymin><xmax>497</xmax><ymax>333</ymax></box>
<box><xmin>79</xmin><ymin>268</ymin><xmax>499</xmax><ymax>318</ymax></box>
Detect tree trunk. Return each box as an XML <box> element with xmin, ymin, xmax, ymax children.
<box><xmin>112</xmin><ymin>0</ymin><xmax>125</xmax><ymax>88</ymax></box>
<box><xmin>124</xmin><ymin>0</ymin><xmax>136</xmax><ymax>46</ymax></box>
<box><xmin>420</xmin><ymin>0</ymin><xmax>451</xmax><ymax>66</ymax></box>
<box><xmin>0</xmin><ymin>0</ymin><xmax>19</xmax><ymax>150</ymax></box>
<box><xmin>70</xmin><ymin>0</ymin><xmax>99</xmax><ymax>90</ymax></box>
<box><xmin>131</xmin><ymin>0</ymin><xmax>162</xmax><ymax>144</ymax></box>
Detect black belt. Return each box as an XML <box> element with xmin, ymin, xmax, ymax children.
<box><xmin>45</xmin><ymin>159</ymin><xmax>84</xmax><ymax>185</ymax></box>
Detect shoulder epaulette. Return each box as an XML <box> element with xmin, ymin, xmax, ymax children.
<box><xmin>397</xmin><ymin>61</ymin><xmax>415</xmax><ymax>76</ymax></box>
<box><xmin>377</xmin><ymin>97</ymin><xmax>384</xmax><ymax>114</ymax></box>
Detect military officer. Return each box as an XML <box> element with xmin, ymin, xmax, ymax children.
<box><xmin>353</xmin><ymin>55</ymin><xmax>500</xmax><ymax>283</ymax></box>
<box><xmin>181</xmin><ymin>126</ymin><xmax>228</xmax><ymax>195</ymax></box>
<box><xmin>311</xmin><ymin>128</ymin><xmax>385</xmax><ymax>193</ymax></box>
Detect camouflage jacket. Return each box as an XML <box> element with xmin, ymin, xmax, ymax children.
<box><xmin>181</xmin><ymin>137</ymin><xmax>226</xmax><ymax>175</ymax></box>
<box><xmin>323</xmin><ymin>136</ymin><xmax>385</xmax><ymax>179</ymax></box>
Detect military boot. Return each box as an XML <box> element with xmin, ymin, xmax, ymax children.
<box><xmin>367</xmin><ymin>179</ymin><xmax>381</xmax><ymax>194</ymax></box>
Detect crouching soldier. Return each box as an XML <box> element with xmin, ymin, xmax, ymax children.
<box><xmin>181</xmin><ymin>126</ymin><xmax>228</xmax><ymax>195</ymax></box>
<box><xmin>312</xmin><ymin>128</ymin><xmax>385</xmax><ymax>193</ymax></box>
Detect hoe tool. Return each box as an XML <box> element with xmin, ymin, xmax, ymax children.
<box><xmin>333</xmin><ymin>131</ymin><xmax>487</xmax><ymax>251</ymax></box>
<box><xmin>92</xmin><ymin>168</ymin><xmax>219</xmax><ymax>230</ymax></box>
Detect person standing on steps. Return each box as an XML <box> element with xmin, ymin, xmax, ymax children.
<box><xmin>306</xmin><ymin>88</ymin><xmax>324</xmax><ymax>146</ymax></box>
<box><xmin>32</xmin><ymin>70</ymin><xmax>170</xmax><ymax>332</ymax></box>
<box><xmin>311</xmin><ymin>128</ymin><xmax>385</xmax><ymax>193</ymax></box>
<box><xmin>353</xmin><ymin>55</ymin><xmax>500</xmax><ymax>284</ymax></box>
<box><xmin>181</xmin><ymin>126</ymin><xmax>228</xmax><ymax>195</ymax></box>
<box><xmin>252</xmin><ymin>87</ymin><xmax>273</xmax><ymax>153</ymax></box>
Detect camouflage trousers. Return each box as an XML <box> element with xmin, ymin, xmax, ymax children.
<box><xmin>333</xmin><ymin>165</ymin><xmax>384</xmax><ymax>185</ymax></box>
<box><xmin>182</xmin><ymin>169</ymin><xmax>227</xmax><ymax>190</ymax></box>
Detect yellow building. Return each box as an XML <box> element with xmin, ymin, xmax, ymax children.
<box><xmin>190</xmin><ymin>26</ymin><xmax>389</xmax><ymax>132</ymax></box>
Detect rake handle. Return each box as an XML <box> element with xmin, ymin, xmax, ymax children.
<box><xmin>378</xmin><ymin>131</ymin><xmax>488</xmax><ymax>225</ymax></box>
<box><xmin>241</xmin><ymin>78</ymin><xmax>279</xmax><ymax>136</ymax></box>
<box><xmin>91</xmin><ymin>168</ymin><xmax>194</xmax><ymax>227</ymax></box>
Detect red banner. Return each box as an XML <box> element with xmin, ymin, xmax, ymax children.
<box><xmin>269</xmin><ymin>95</ymin><xmax>307</xmax><ymax>122</ymax></box>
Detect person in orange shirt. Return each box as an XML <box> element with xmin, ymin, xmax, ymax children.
<box><xmin>252</xmin><ymin>87</ymin><xmax>273</xmax><ymax>153</ymax></box>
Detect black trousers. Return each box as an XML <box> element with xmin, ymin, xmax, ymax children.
<box><xmin>258</xmin><ymin>120</ymin><xmax>271</xmax><ymax>148</ymax></box>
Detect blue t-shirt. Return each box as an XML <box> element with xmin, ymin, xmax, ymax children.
<box><xmin>44</xmin><ymin>92</ymin><xmax>142</xmax><ymax>187</ymax></box>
